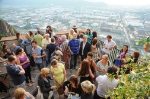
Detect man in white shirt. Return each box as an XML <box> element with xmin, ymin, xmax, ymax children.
<box><xmin>102</xmin><ymin>35</ymin><xmax>117</xmax><ymax>54</ymax></box>
<box><xmin>94</xmin><ymin>66</ymin><xmax>118</xmax><ymax>99</ymax></box>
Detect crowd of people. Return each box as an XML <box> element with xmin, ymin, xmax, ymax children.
<box><xmin>0</xmin><ymin>25</ymin><xmax>140</xmax><ymax>99</ymax></box>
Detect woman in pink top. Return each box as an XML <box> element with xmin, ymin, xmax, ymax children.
<box><xmin>16</xmin><ymin>48</ymin><xmax>33</xmax><ymax>86</ymax></box>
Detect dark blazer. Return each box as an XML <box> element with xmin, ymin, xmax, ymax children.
<box><xmin>38</xmin><ymin>75</ymin><xmax>52</xmax><ymax>93</ymax></box>
<box><xmin>79</xmin><ymin>41</ymin><xmax>91</xmax><ymax>57</ymax></box>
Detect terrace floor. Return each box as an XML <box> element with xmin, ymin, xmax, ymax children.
<box><xmin>0</xmin><ymin>62</ymin><xmax>80</xmax><ymax>99</ymax></box>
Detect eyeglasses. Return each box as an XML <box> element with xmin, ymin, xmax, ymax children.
<box><xmin>102</xmin><ymin>58</ymin><xmax>107</xmax><ymax>60</ymax></box>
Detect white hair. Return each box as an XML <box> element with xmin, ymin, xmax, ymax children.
<box><xmin>73</xmin><ymin>32</ymin><xmax>77</xmax><ymax>36</ymax></box>
<box><xmin>61</xmin><ymin>35</ymin><xmax>66</xmax><ymax>39</ymax></box>
<box><xmin>45</xmin><ymin>33</ymin><xmax>49</xmax><ymax>37</ymax></box>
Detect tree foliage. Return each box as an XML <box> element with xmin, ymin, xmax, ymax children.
<box><xmin>108</xmin><ymin>56</ymin><xmax>150</xmax><ymax>99</ymax></box>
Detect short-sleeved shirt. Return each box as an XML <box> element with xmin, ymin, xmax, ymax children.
<box><xmin>46</xmin><ymin>43</ymin><xmax>58</xmax><ymax>58</ymax></box>
<box><xmin>42</xmin><ymin>38</ymin><xmax>51</xmax><ymax>48</ymax></box>
<box><xmin>68</xmin><ymin>39</ymin><xmax>80</xmax><ymax>54</ymax></box>
<box><xmin>33</xmin><ymin>34</ymin><xmax>43</xmax><ymax>47</ymax></box>
<box><xmin>97</xmin><ymin>61</ymin><xmax>109</xmax><ymax>75</ymax></box>
<box><xmin>102</xmin><ymin>39</ymin><xmax>116</xmax><ymax>54</ymax></box>
<box><xmin>96</xmin><ymin>75</ymin><xmax>118</xmax><ymax>98</ymax></box>
<box><xmin>6</xmin><ymin>64</ymin><xmax>26</xmax><ymax>85</ymax></box>
<box><xmin>32</xmin><ymin>46</ymin><xmax>44</xmax><ymax>63</ymax></box>
<box><xmin>84</xmin><ymin>33</ymin><xmax>93</xmax><ymax>43</ymax></box>
<box><xmin>11</xmin><ymin>46</ymin><xmax>21</xmax><ymax>54</ymax></box>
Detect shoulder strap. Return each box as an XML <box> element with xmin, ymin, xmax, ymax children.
<box><xmin>108</xmin><ymin>61</ymin><xmax>110</xmax><ymax>66</ymax></box>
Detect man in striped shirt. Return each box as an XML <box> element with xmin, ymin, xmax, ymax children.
<box><xmin>60</xmin><ymin>35</ymin><xmax>69</xmax><ymax>68</ymax></box>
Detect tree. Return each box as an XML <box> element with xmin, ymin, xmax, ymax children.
<box><xmin>108</xmin><ymin>56</ymin><xmax>150</xmax><ymax>99</ymax></box>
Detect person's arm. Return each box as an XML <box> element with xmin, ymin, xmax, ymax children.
<box><xmin>26</xmin><ymin>92</ymin><xmax>35</xmax><ymax>99</ymax></box>
<box><xmin>18</xmin><ymin>65</ymin><xmax>25</xmax><ymax>75</ymax></box>
<box><xmin>35</xmin><ymin>51</ymin><xmax>46</xmax><ymax>59</ymax></box>
<box><xmin>16</xmin><ymin>54</ymin><xmax>30</xmax><ymax>66</ymax></box>
<box><xmin>76</xmin><ymin>68</ymin><xmax>80</xmax><ymax>76</ymax></box>
<box><xmin>97</xmin><ymin>67</ymin><xmax>106</xmax><ymax>73</ymax></box>
<box><xmin>68</xmin><ymin>46</ymin><xmax>73</xmax><ymax>55</ymax></box>
<box><xmin>89</xmin><ymin>68</ymin><xmax>94</xmax><ymax>78</ymax></box>
<box><xmin>92</xmin><ymin>61</ymin><xmax>97</xmax><ymax>74</ymax></box>
<box><xmin>38</xmin><ymin>78</ymin><xmax>52</xmax><ymax>92</ymax></box>
<box><xmin>62</xmin><ymin>64</ymin><xmax>66</xmax><ymax>84</ymax></box>
<box><xmin>125</xmin><ymin>53</ymin><xmax>129</xmax><ymax>58</ymax></box>
<box><xmin>1</xmin><ymin>51</ymin><xmax>6</xmax><ymax>57</ymax></box>
<box><xmin>50</xmin><ymin>70</ymin><xmax>62</xmax><ymax>86</ymax></box>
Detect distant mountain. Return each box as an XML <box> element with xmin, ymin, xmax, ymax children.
<box><xmin>0</xmin><ymin>0</ymin><xmax>108</xmax><ymax>7</ymax></box>
<box><xmin>0</xmin><ymin>19</ymin><xmax>17</xmax><ymax>36</ymax></box>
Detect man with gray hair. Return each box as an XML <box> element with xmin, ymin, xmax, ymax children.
<box><xmin>42</xmin><ymin>33</ymin><xmax>51</xmax><ymax>66</ymax></box>
<box><xmin>79</xmin><ymin>35</ymin><xmax>91</xmax><ymax>61</ymax></box>
<box><xmin>68</xmin><ymin>33</ymin><xmax>80</xmax><ymax>72</ymax></box>
<box><xmin>60</xmin><ymin>35</ymin><xmax>69</xmax><ymax>68</ymax></box>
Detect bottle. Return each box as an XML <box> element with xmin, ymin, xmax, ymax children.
<box><xmin>68</xmin><ymin>94</ymin><xmax>72</xmax><ymax>99</ymax></box>
<box><xmin>4</xmin><ymin>62</ymin><xmax>7</xmax><ymax>66</ymax></box>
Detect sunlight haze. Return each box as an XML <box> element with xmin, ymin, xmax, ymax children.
<box><xmin>86</xmin><ymin>0</ymin><xmax>150</xmax><ymax>6</ymax></box>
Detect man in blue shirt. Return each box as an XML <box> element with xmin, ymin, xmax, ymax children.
<box><xmin>68</xmin><ymin>33</ymin><xmax>80</xmax><ymax>72</ymax></box>
<box><xmin>32</xmin><ymin>40</ymin><xmax>46</xmax><ymax>71</ymax></box>
<box><xmin>11</xmin><ymin>43</ymin><xmax>21</xmax><ymax>55</ymax></box>
<box><xmin>6</xmin><ymin>55</ymin><xmax>26</xmax><ymax>89</ymax></box>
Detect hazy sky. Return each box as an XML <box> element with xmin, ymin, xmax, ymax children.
<box><xmin>86</xmin><ymin>0</ymin><xmax>150</xmax><ymax>6</ymax></box>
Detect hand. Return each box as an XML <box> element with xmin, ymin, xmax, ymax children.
<box><xmin>64</xmin><ymin>88</ymin><xmax>69</xmax><ymax>95</ymax></box>
<box><xmin>103</xmin><ymin>69</ymin><xmax>107</xmax><ymax>73</ymax></box>
<box><xmin>70</xmin><ymin>51</ymin><xmax>73</xmax><ymax>55</ymax></box>
<box><xmin>26</xmin><ymin>59</ymin><xmax>30</xmax><ymax>63</ymax></box>
<box><xmin>51</xmin><ymin>86</ymin><xmax>57</xmax><ymax>90</ymax></box>
<box><xmin>109</xmin><ymin>48</ymin><xmax>113</xmax><ymax>50</ymax></box>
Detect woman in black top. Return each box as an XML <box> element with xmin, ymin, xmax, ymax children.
<box><xmin>76</xmin><ymin>60</ymin><xmax>94</xmax><ymax>83</ymax></box>
<box><xmin>81</xmin><ymin>80</ymin><xmax>96</xmax><ymax>99</ymax></box>
<box><xmin>63</xmin><ymin>75</ymin><xmax>81</xmax><ymax>98</ymax></box>
<box><xmin>38</xmin><ymin>68</ymin><xmax>57</xmax><ymax>99</ymax></box>
<box><xmin>1</xmin><ymin>44</ymin><xmax>12</xmax><ymax>59</ymax></box>
<box><xmin>84</xmin><ymin>52</ymin><xmax>97</xmax><ymax>82</ymax></box>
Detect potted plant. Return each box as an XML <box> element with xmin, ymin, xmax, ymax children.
<box><xmin>136</xmin><ymin>36</ymin><xmax>150</xmax><ymax>52</ymax></box>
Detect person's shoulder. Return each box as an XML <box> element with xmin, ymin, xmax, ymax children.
<box><xmin>97</xmin><ymin>61</ymin><xmax>101</xmax><ymax>65</ymax></box>
<box><xmin>111</xmin><ymin>39</ymin><xmax>116</xmax><ymax>43</ymax></box>
<box><xmin>58</xmin><ymin>63</ymin><xmax>64</xmax><ymax>68</ymax></box>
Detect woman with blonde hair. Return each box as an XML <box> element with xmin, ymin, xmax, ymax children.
<box><xmin>81</xmin><ymin>80</ymin><xmax>96</xmax><ymax>99</ymax></box>
<box><xmin>96</xmin><ymin>54</ymin><xmax>110</xmax><ymax>76</ymax></box>
<box><xmin>68</xmin><ymin>29</ymin><xmax>74</xmax><ymax>40</ymax></box>
<box><xmin>13</xmin><ymin>87</ymin><xmax>34</xmax><ymax>99</ymax></box>
<box><xmin>38</xmin><ymin>68</ymin><xmax>57</xmax><ymax>99</ymax></box>
<box><xmin>22</xmin><ymin>33</ymin><xmax>32</xmax><ymax>56</ymax></box>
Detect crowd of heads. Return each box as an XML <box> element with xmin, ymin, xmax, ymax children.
<box><xmin>1</xmin><ymin>24</ymin><xmax>141</xmax><ymax>99</ymax></box>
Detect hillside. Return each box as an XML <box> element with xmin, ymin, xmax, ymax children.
<box><xmin>0</xmin><ymin>19</ymin><xmax>17</xmax><ymax>37</ymax></box>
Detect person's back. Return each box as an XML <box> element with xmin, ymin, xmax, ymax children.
<box><xmin>6</xmin><ymin>56</ymin><xmax>25</xmax><ymax>86</ymax></box>
<box><xmin>46</xmin><ymin>38</ymin><xmax>58</xmax><ymax>61</ymax></box>
<box><xmin>95</xmin><ymin>67</ymin><xmax>118</xmax><ymax>98</ymax></box>
<box><xmin>96</xmin><ymin>75</ymin><xmax>118</xmax><ymax>97</ymax></box>
<box><xmin>33</xmin><ymin>34</ymin><xmax>43</xmax><ymax>47</ymax></box>
<box><xmin>6</xmin><ymin>64</ymin><xmax>25</xmax><ymax>85</ymax></box>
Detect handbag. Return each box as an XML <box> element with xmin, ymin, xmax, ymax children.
<box><xmin>57</xmin><ymin>86</ymin><xmax>64</xmax><ymax>95</ymax></box>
